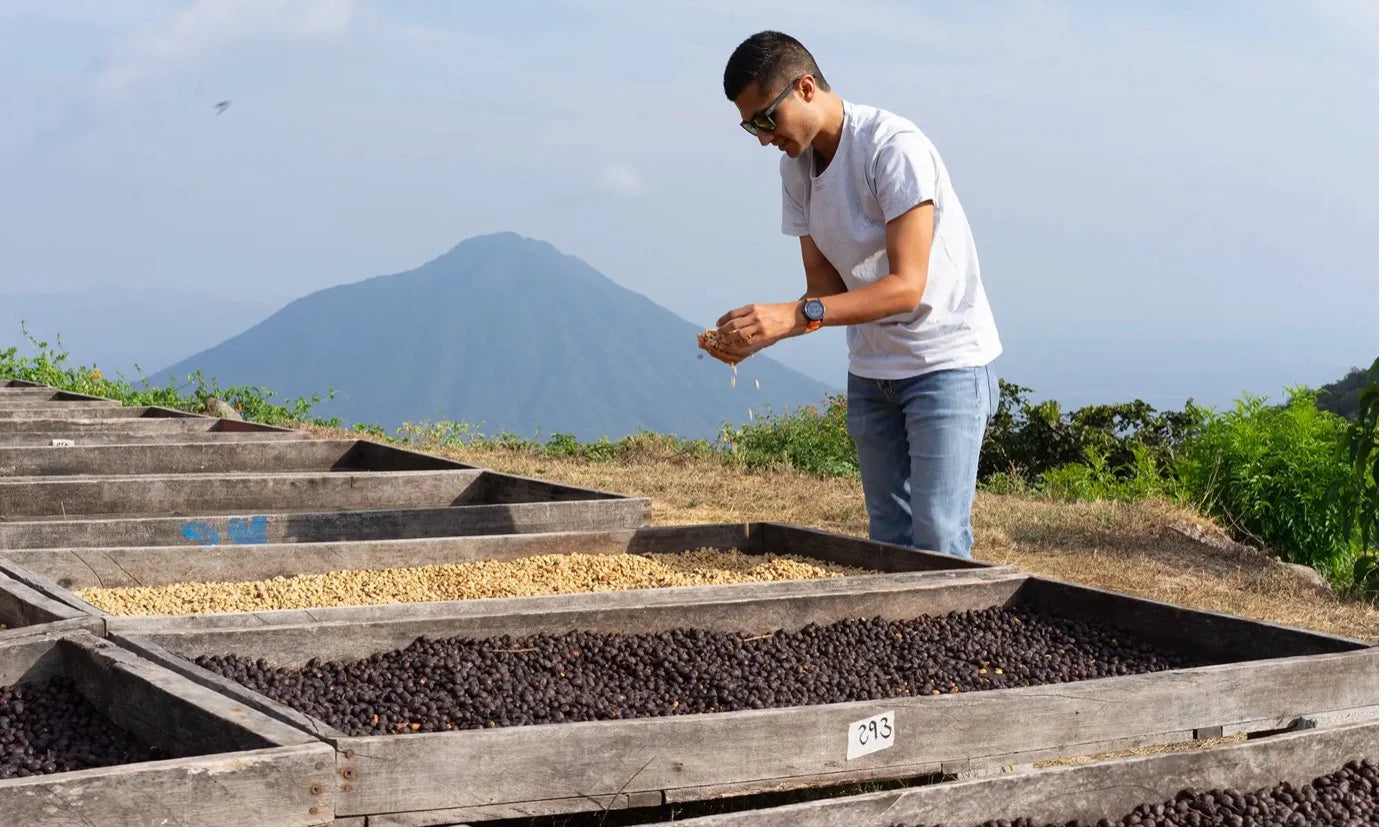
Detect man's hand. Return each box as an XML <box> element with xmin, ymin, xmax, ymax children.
<box><xmin>716</xmin><ymin>302</ymin><xmax>802</xmax><ymax>346</ymax></box>
<box><xmin>697</xmin><ymin>328</ymin><xmax>770</xmax><ymax>366</ymax></box>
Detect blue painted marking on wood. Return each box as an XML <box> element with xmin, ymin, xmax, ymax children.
<box><xmin>227</xmin><ymin>515</ymin><xmax>269</xmax><ymax>545</ymax></box>
<box><xmin>180</xmin><ymin>516</ymin><xmax>267</xmax><ymax>545</ymax></box>
<box><xmin>182</xmin><ymin>522</ymin><xmax>218</xmax><ymax>546</ymax></box>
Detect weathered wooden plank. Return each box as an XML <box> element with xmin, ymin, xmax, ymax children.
<box><xmin>0</xmin><ymin>395</ymin><xmax>111</xmax><ymax>405</ymax></box>
<box><xmin>0</xmin><ymin>469</ymin><xmax>486</xmax><ymax>518</ymax></box>
<box><xmin>0</xmin><ymin>559</ymin><xmax>112</xmax><ymax>618</ymax></box>
<box><xmin>1227</xmin><ymin>704</ymin><xmax>1380</xmax><ymax>734</ymax></box>
<box><xmin>363</xmin><ymin>791</ymin><xmax>661</xmax><ymax>825</ymax></box>
<box><xmin>114</xmin><ymin>571</ymin><xmax>1023</xmax><ymax>658</ymax></box>
<box><xmin>0</xmin><ymin>406</ymin><xmax>185</xmax><ymax>417</ymax></box>
<box><xmin>1</xmin><ymin>529</ymin><xmax>718</xmax><ymax>589</ymax></box>
<box><xmin>0</xmin><ymin>415</ymin><xmax>224</xmax><ymax>434</ymax></box>
<box><xmin>0</xmin><ymin>632</ymin><xmax>67</xmax><ymax>686</ymax></box>
<box><xmin>6</xmin><ymin>524</ymin><xmax>1009</xmax><ymax>633</ymax></box>
<box><xmin>0</xmin><ymin>439</ymin><xmax>467</xmax><ymax>477</ymax></box>
<box><xmin>0</xmin><ymin>523</ymin><xmax>762</xmax><ymax>587</ymax></box>
<box><xmin>0</xmin><ymin>572</ymin><xmax>100</xmax><ymax>642</ymax></box>
<box><xmin>60</xmin><ymin>632</ymin><xmax>315</xmax><ymax>755</ymax></box>
<box><xmin>105</xmin><ymin>569</ymin><xmax>1014</xmax><ymax>636</ymax></box>
<box><xmin>661</xmin><ymin>762</ymin><xmax>944</xmax><ymax>805</ymax></box>
<box><xmin>479</xmin><ymin>471</ymin><xmax>650</xmax><ymax>504</ymax></box>
<box><xmin>0</xmin><ymin>745</ymin><xmax>335</xmax><ymax>826</ymax></box>
<box><xmin>0</xmin><ymin>497</ymin><xmax>652</xmax><ymax>549</ymax></box>
<box><xmin>0</xmin><ymin>429</ymin><xmax>302</xmax><ymax>447</ymax></box>
<box><xmin>761</xmin><ymin>523</ymin><xmax>998</xmax><ymax>572</ymax></box>
<box><xmin>0</xmin><ymin>405</ymin><xmax>196</xmax><ymax>422</ymax></box>
<box><xmin>114</xmin><ymin>634</ymin><xmax>350</xmax><ymax>740</ymax></box>
<box><xmin>323</xmin><ymin>652</ymin><xmax>1376</xmax><ymax>816</ymax></box>
<box><xmin>0</xmin><ymin>389</ymin><xmax>106</xmax><ymax>398</ymax></box>
<box><xmin>0</xmin><ymin>388</ymin><xmax>115</xmax><ymax>402</ymax></box>
<box><xmin>0</xmin><ymin>572</ymin><xmax>82</xmax><ymax>625</ymax></box>
<box><xmin>0</xmin><ymin>540</ymin><xmax>102</xmax><ymax>648</ymax></box>
<box><xmin>935</xmin><ymin>728</ymin><xmax>1200</xmax><ymax>775</ymax></box>
<box><xmin>109</xmin><ymin>568</ymin><xmax>1016</xmax><ymax>637</ymax></box>
<box><xmin>1015</xmin><ymin>578</ymin><xmax>1376</xmax><ymax>663</ymax></box>
<box><xmin>0</xmin><ymin>617</ymin><xmax>102</xmax><ymax>644</ymax></box>
<box><xmin>0</xmin><ymin>632</ymin><xmax>336</xmax><ymax>825</ymax></box>
<box><xmin>340</xmin><ymin>440</ymin><xmax>482</xmax><ymax>472</ymax></box>
<box><xmin>658</xmin><ymin>722</ymin><xmax>1381</xmax><ymax>827</ymax></box>
<box><xmin>0</xmin><ymin>405</ymin><xmax>145</xmax><ymax>421</ymax></box>
<box><xmin>0</xmin><ymin>399</ymin><xmax>121</xmax><ymax>411</ymax></box>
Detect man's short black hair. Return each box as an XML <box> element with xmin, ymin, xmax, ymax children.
<box><xmin>723</xmin><ymin>31</ymin><xmax>829</xmax><ymax>101</ymax></box>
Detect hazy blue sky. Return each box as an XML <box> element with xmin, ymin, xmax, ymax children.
<box><xmin>0</xmin><ymin>0</ymin><xmax>1377</xmax><ymax>412</ymax></box>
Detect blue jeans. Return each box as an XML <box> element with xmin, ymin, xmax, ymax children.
<box><xmin>845</xmin><ymin>364</ymin><xmax>999</xmax><ymax>558</ymax></box>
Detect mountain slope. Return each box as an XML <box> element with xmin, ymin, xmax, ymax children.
<box><xmin>159</xmin><ymin>232</ymin><xmax>836</xmax><ymax>440</ymax></box>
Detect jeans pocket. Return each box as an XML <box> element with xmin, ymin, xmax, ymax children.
<box><xmin>989</xmin><ymin>365</ymin><xmax>1000</xmax><ymax>420</ymax></box>
<box><xmin>844</xmin><ymin>374</ymin><xmax>867</xmax><ymax>440</ymax></box>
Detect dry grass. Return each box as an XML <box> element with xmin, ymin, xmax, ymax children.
<box><xmin>1032</xmin><ymin>735</ymin><xmax>1248</xmax><ymax>771</ymax></box>
<box><xmin>303</xmin><ymin>425</ymin><xmax>1379</xmax><ymax>643</ymax></box>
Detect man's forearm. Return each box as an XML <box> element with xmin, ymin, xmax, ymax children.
<box><xmin>812</xmin><ymin>273</ymin><xmax>921</xmax><ymax>327</ymax></box>
<box><xmin>712</xmin><ymin>242</ymin><xmax>923</xmax><ymax>349</ymax></box>
<box><xmin>799</xmin><ymin>285</ymin><xmax>847</xmax><ymax>301</ymax></box>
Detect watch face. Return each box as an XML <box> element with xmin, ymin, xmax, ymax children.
<box><xmin>805</xmin><ymin>299</ymin><xmax>825</xmax><ymax>321</ymax></box>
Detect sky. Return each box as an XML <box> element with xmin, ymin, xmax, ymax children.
<box><xmin>0</xmin><ymin>0</ymin><xmax>1377</xmax><ymax>414</ymax></box>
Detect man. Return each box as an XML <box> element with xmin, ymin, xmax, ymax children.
<box><xmin>701</xmin><ymin>31</ymin><xmax>1002</xmax><ymax>559</ymax></box>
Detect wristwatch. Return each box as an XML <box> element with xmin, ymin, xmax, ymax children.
<box><xmin>802</xmin><ymin>297</ymin><xmax>825</xmax><ymax>332</ymax></box>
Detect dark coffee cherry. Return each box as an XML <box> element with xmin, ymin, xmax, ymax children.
<box><xmin>0</xmin><ymin>677</ymin><xmax>167</xmax><ymax>780</ymax></box>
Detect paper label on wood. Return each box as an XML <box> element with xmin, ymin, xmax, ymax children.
<box><xmin>49</xmin><ymin>438</ymin><xmax>76</xmax><ymax>447</ymax></box>
<box><xmin>846</xmin><ymin>710</ymin><xmax>895</xmax><ymax>760</ymax></box>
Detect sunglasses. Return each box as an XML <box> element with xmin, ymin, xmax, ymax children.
<box><xmin>740</xmin><ymin>76</ymin><xmax>802</xmax><ymax>135</ymax></box>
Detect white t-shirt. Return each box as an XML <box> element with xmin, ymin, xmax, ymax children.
<box><xmin>781</xmin><ymin>99</ymin><xmax>1002</xmax><ymax>380</ymax></box>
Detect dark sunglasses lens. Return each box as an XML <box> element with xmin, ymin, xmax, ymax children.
<box><xmin>741</xmin><ymin>121</ymin><xmax>759</xmax><ymax>135</ymax></box>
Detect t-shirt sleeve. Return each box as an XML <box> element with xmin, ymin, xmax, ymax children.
<box><xmin>780</xmin><ymin>155</ymin><xmax>810</xmax><ymax>236</ymax></box>
<box><xmin>870</xmin><ymin>130</ymin><xmax>938</xmax><ymax>223</ymax></box>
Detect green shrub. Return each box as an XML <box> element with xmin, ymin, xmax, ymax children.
<box><xmin>980</xmin><ymin>380</ymin><xmax>1202</xmax><ymax>484</ymax></box>
<box><xmin>1339</xmin><ymin>359</ymin><xmax>1379</xmax><ymax>599</ymax></box>
<box><xmin>544</xmin><ymin>432</ymin><xmax>584</xmax><ymax>457</ymax></box>
<box><xmin>394</xmin><ymin>420</ymin><xmax>716</xmax><ymax>466</ymax></box>
<box><xmin>1354</xmin><ymin>551</ymin><xmax>1379</xmax><ymax>602</ymax></box>
<box><xmin>396</xmin><ymin>418</ymin><xmax>492</xmax><ymax>447</ymax></box>
<box><xmin>0</xmin><ymin>326</ymin><xmax>334</xmax><ymax>427</ymax></box>
<box><xmin>351</xmin><ymin>422</ymin><xmax>390</xmax><ymax>439</ymax></box>
<box><xmin>1036</xmin><ymin>444</ymin><xmax>1177</xmax><ymax>503</ymax></box>
<box><xmin>719</xmin><ymin>395</ymin><xmax>858</xmax><ymax>477</ymax></box>
<box><xmin>611</xmin><ymin>429</ymin><xmax>720</xmax><ymax>464</ymax></box>
<box><xmin>1174</xmin><ymin>387</ymin><xmax>1362</xmax><ymax>587</ymax></box>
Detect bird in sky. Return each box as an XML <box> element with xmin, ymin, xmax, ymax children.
<box><xmin>214</xmin><ymin>100</ymin><xmax>231</xmax><ymax>115</ymax></box>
